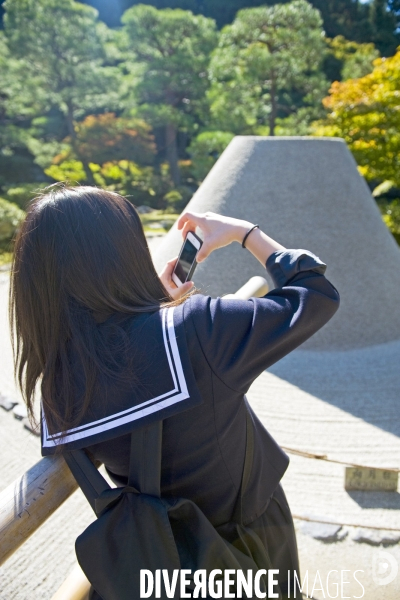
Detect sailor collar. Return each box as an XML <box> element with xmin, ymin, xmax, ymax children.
<box><xmin>41</xmin><ymin>304</ymin><xmax>203</xmax><ymax>455</ymax></box>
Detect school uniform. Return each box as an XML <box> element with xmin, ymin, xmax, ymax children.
<box><xmin>41</xmin><ymin>248</ymin><xmax>340</xmax><ymax>598</ymax></box>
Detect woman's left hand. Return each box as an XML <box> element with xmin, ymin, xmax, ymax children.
<box><xmin>159</xmin><ymin>258</ymin><xmax>194</xmax><ymax>301</ymax></box>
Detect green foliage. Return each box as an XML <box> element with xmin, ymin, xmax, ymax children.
<box><xmin>46</xmin><ymin>158</ymin><xmax>173</xmax><ymax>208</ymax></box>
<box><xmin>0</xmin><ymin>151</ymin><xmax>42</xmax><ymax>189</ymax></box>
<box><xmin>314</xmin><ymin>48</ymin><xmax>400</xmax><ymax>187</ymax></box>
<box><xmin>372</xmin><ymin>180</ymin><xmax>396</xmax><ymax>198</ymax></box>
<box><xmin>4</xmin><ymin>184</ymin><xmax>49</xmax><ymax>210</ymax></box>
<box><xmin>163</xmin><ymin>189</ymin><xmax>184</xmax><ymax>213</ymax></box>
<box><xmin>94</xmin><ymin>0</ymin><xmax>276</xmax><ymax>29</ymax></box>
<box><xmin>1</xmin><ymin>0</ymin><xmax>399</xmax><ymax>221</ymax></box>
<box><xmin>309</xmin><ymin>1</ymin><xmax>399</xmax><ymax>56</ymax></box>
<box><xmin>0</xmin><ymin>197</ymin><xmax>25</xmax><ymax>244</ymax></box>
<box><xmin>208</xmin><ymin>0</ymin><xmax>329</xmax><ymax>135</ymax></box>
<box><xmin>45</xmin><ymin>113</ymin><xmax>157</xmax><ymax>176</ymax></box>
<box><xmin>72</xmin><ymin>114</ymin><xmax>156</xmax><ymax>166</ymax></box>
<box><xmin>0</xmin><ymin>251</ymin><xmax>14</xmax><ymax>266</ymax></box>
<box><xmin>3</xmin><ymin>0</ymin><xmax>120</xmax><ymax>160</ymax></box>
<box><xmin>188</xmin><ymin>131</ymin><xmax>235</xmax><ymax>181</ymax></box>
<box><xmin>310</xmin><ymin>1</ymin><xmax>373</xmax><ymax>43</ymax></box>
<box><xmin>388</xmin><ymin>0</ymin><xmax>400</xmax><ymax>30</ymax></box>
<box><xmin>0</xmin><ymin>32</ymin><xmax>43</xmax><ymax>188</ymax></box>
<box><xmin>369</xmin><ymin>0</ymin><xmax>399</xmax><ymax>56</ymax></box>
<box><xmin>82</xmin><ymin>0</ymin><xmax>400</xmax><ymax>56</ymax></box>
<box><xmin>377</xmin><ymin>198</ymin><xmax>400</xmax><ymax>245</ymax></box>
<box><xmin>139</xmin><ymin>209</ymin><xmax>180</xmax><ymax>232</ymax></box>
<box><xmin>93</xmin><ymin>160</ymin><xmax>162</xmax><ymax>206</ymax></box>
<box><xmin>275</xmin><ymin>106</ymin><xmax>325</xmax><ymax>136</ymax></box>
<box><xmin>45</xmin><ymin>160</ymin><xmax>88</xmax><ymax>183</ymax></box>
<box><xmin>0</xmin><ymin>31</ymin><xmax>41</xmax><ymax>121</ymax></box>
<box><xmin>120</xmin><ymin>5</ymin><xmax>218</xmax><ymax>129</ymax></box>
<box><xmin>120</xmin><ymin>5</ymin><xmax>218</xmax><ymax>184</ymax></box>
<box><xmin>327</xmin><ymin>36</ymin><xmax>380</xmax><ymax>80</ymax></box>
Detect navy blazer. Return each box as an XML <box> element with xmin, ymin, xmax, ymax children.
<box><xmin>41</xmin><ymin>249</ymin><xmax>340</xmax><ymax>526</ymax></box>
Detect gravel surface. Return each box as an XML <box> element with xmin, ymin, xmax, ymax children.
<box><xmin>152</xmin><ymin>137</ymin><xmax>400</xmax><ymax>350</ymax></box>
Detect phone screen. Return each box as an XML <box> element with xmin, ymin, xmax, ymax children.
<box><xmin>174</xmin><ymin>238</ymin><xmax>199</xmax><ymax>283</ymax></box>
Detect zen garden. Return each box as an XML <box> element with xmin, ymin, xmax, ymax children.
<box><xmin>0</xmin><ymin>0</ymin><xmax>400</xmax><ymax>265</ymax></box>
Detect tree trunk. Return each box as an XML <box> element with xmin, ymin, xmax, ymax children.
<box><xmin>165</xmin><ymin>122</ymin><xmax>180</xmax><ymax>187</ymax></box>
<box><xmin>65</xmin><ymin>102</ymin><xmax>94</xmax><ymax>184</ymax></box>
<box><xmin>269</xmin><ymin>74</ymin><xmax>278</xmax><ymax>137</ymax></box>
<box><xmin>66</xmin><ymin>102</ymin><xmax>76</xmax><ymax>142</ymax></box>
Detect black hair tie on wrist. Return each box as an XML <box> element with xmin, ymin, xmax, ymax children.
<box><xmin>242</xmin><ymin>224</ymin><xmax>260</xmax><ymax>248</ymax></box>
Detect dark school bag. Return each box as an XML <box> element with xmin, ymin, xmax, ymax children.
<box><xmin>64</xmin><ymin>411</ymin><xmax>277</xmax><ymax>600</ymax></box>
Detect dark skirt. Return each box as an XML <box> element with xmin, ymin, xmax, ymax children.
<box><xmin>245</xmin><ymin>483</ymin><xmax>300</xmax><ymax>598</ymax></box>
<box><xmin>89</xmin><ymin>483</ymin><xmax>300</xmax><ymax>600</ymax></box>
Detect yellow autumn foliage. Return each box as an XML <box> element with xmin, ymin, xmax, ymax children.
<box><xmin>313</xmin><ymin>48</ymin><xmax>400</xmax><ymax>186</ymax></box>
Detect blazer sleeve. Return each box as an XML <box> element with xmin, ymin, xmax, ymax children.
<box><xmin>184</xmin><ymin>248</ymin><xmax>340</xmax><ymax>394</ymax></box>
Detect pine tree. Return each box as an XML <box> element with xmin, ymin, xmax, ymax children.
<box><xmin>208</xmin><ymin>1</ymin><xmax>328</xmax><ymax>135</ymax></box>
<box><xmin>81</xmin><ymin>1</ymin><xmax>400</xmax><ymax>56</ymax></box>
<box><xmin>369</xmin><ymin>0</ymin><xmax>399</xmax><ymax>56</ymax></box>
<box><xmin>120</xmin><ymin>5</ymin><xmax>218</xmax><ymax>185</ymax></box>
<box><xmin>3</xmin><ymin>0</ymin><xmax>120</xmax><ymax>182</ymax></box>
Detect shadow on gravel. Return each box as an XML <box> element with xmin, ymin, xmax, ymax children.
<box><xmin>346</xmin><ymin>490</ymin><xmax>400</xmax><ymax>510</ymax></box>
<box><xmin>266</xmin><ymin>340</ymin><xmax>400</xmax><ymax>440</ymax></box>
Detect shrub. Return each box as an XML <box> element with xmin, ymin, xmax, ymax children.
<box><xmin>45</xmin><ymin>160</ymin><xmax>87</xmax><ymax>183</ymax></box>
<box><xmin>74</xmin><ymin>114</ymin><xmax>156</xmax><ymax>166</ymax></box>
<box><xmin>93</xmin><ymin>160</ymin><xmax>170</xmax><ymax>208</ymax></box>
<box><xmin>377</xmin><ymin>198</ymin><xmax>400</xmax><ymax>246</ymax></box>
<box><xmin>4</xmin><ymin>183</ymin><xmax>48</xmax><ymax>210</ymax></box>
<box><xmin>188</xmin><ymin>131</ymin><xmax>234</xmax><ymax>182</ymax></box>
<box><xmin>0</xmin><ymin>198</ymin><xmax>25</xmax><ymax>245</ymax></box>
<box><xmin>45</xmin><ymin>158</ymin><xmax>171</xmax><ymax>208</ymax></box>
<box><xmin>314</xmin><ymin>49</ymin><xmax>400</xmax><ymax>188</ymax></box>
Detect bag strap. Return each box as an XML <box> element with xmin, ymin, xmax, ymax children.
<box><xmin>63</xmin><ymin>449</ymin><xmax>111</xmax><ymax>513</ymax></box>
<box><xmin>64</xmin><ymin>420</ymin><xmax>162</xmax><ymax>514</ymax></box>
<box><xmin>65</xmin><ymin>410</ymin><xmax>253</xmax><ymax>524</ymax></box>
<box><xmin>128</xmin><ymin>419</ymin><xmax>162</xmax><ymax>497</ymax></box>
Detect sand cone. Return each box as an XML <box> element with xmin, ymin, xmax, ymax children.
<box><xmin>153</xmin><ymin>136</ymin><xmax>400</xmax><ymax>350</ymax></box>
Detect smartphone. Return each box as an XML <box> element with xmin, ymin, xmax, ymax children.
<box><xmin>171</xmin><ymin>231</ymin><xmax>203</xmax><ymax>287</ymax></box>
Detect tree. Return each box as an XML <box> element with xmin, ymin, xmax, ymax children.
<box><xmin>309</xmin><ymin>1</ymin><xmax>400</xmax><ymax>56</ymax></box>
<box><xmin>388</xmin><ymin>0</ymin><xmax>400</xmax><ymax>27</ymax></box>
<box><xmin>369</xmin><ymin>0</ymin><xmax>399</xmax><ymax>56</ymax></box>
<box><xmin>187</xmin><ymin>130</ymin><xmax>234</xmax><ymax>182</ymax></box>
<box><xmin>59</xmin><ymin>113</ymin><xmax>156</xmax><ymax>166</ymax></box>
<box><xmin>83</xmin><ymin>0</ymin><xmax>283</xmax><ymax>29</ymax></box>
<box><xmin>0</xmin><ymin>31</ymin><xmax>42</xmax><ymax>188</ymax></box>
<box><xmin>120</xmin><ymin>5</ymin><xmax>218</xmax><ymax>185</ymax></box>
<box><xmin>0</xmin><ymin>197</ymin><xmax>25</xmax><ymax>247</ymax></box>
<box><xmin>310</xmin><ymin>1</ymin><xmax>372</xmax><ymax>41</ymax></box>
<box><xmin>80</xmin><ymin>1</ymin><xmax>400</xmax><ymax>56</ymax></box>
<box><xmin>313</xmin><ymin>49</ymin><xmax>400</xmax><ymax>187</ymax></box>
<box><xmin>3</xmin><ymin>0</ymin><xmax>120</xmax><ymax>182</ymax></box>
<box><xmin>327</xmin><ymin>35</ymin><xmax>380</xmax><ymax>80</ymax></box>
<box><xmin>208</xmin><ymin>0</ymin><xmax>328</xmax><ymax>136</ymax></box>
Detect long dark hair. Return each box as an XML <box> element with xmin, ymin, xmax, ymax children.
<box><xmin>9</xmin><ymin>184</ymin><xmax>178</xmax><ymax>436</ymax></box>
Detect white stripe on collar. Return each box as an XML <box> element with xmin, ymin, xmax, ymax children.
<box><xmin>42</xmin><ymin>307</ymin><xmax>189</xmax><ymax>448</ymax></box>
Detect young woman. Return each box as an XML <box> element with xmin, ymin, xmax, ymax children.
<box><xmin>10</xmin><ymin>184</ymin><xmax>339</xmax><ymax>599</ymax></box>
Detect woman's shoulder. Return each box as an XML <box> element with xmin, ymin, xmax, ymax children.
<box><xmin>179</xmin><ymin>293</ymin><xmax>259</xmax><ymax>340</ymax></box>
<box><xmin>181</xmin><ymin>292</ymin><xmax>255</xmax><ymax>319</ymax></box>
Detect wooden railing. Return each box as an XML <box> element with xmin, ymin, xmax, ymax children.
<box><xmin>0</xmin><ymin>277</ymin><xmax>269</xmax><ymax>600</ymax></box>
<box><xmin>0</xmin><ymin>455</ymin><xmax>77</xmax><ymax>566</ymax></box>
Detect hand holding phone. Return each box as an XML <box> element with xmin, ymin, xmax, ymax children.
<box><xmin>171</xmin><ymin>231</ymin><xmax>203</xmax><ymax>287</ymax></box>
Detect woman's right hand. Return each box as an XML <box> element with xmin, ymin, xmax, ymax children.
<box><xmin>176</xmin><ymin>211</ymin><xmax>253</xmax><ymax>263</ymax></box>
<box><xmin>177</xmin><ymin>210</ymin><xmax>287</xmax><ymax>266</ymax></box>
